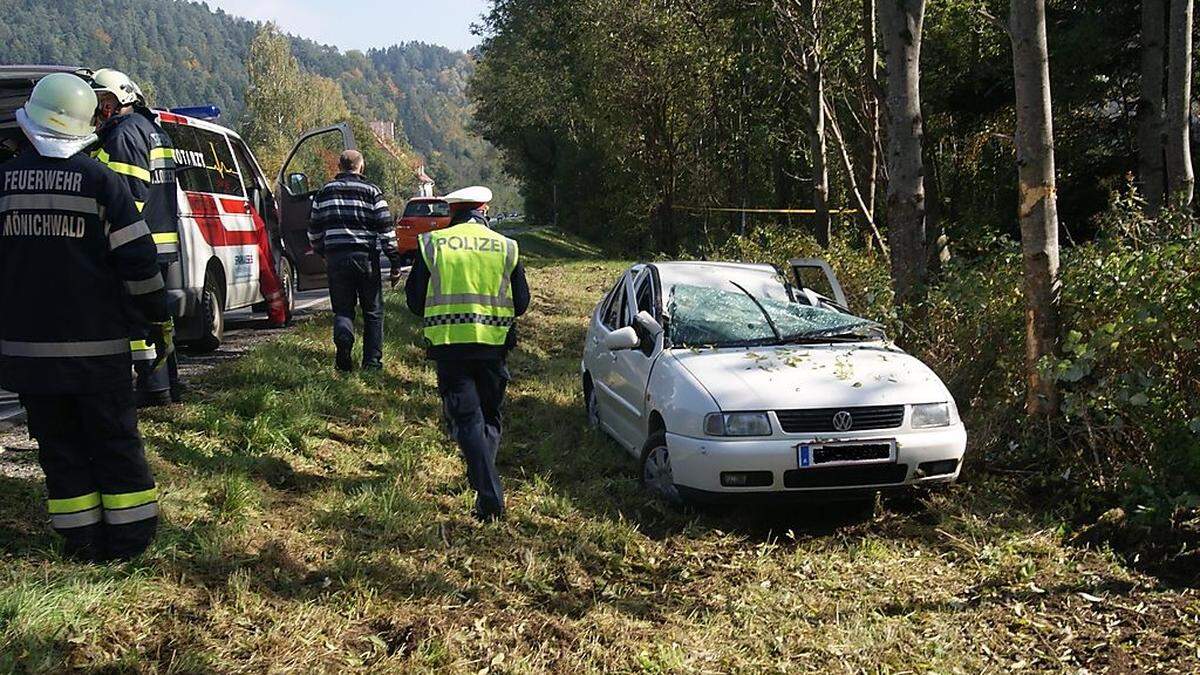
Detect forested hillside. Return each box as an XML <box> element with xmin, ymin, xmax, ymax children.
<box><xmin>0</xmin><ymin>0</ymin><xmax>518</xmax><ymax>208</ymax></box>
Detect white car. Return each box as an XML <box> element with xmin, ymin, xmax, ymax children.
<box><xmin>580</xmin><ymin>260</ymin><xmax>966</xmax><ymax>505</ymax></box>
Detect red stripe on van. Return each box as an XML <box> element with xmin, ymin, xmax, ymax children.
<box><xmin>157</xmin><ymin>112</ymin><xmax>188</xmax><ymax>125</ymax></box>
<box><xmin>184</xmin><ymin>192</ymin><xmax>262</xmax><ymax>246</ymax></box>
<box><xmin>220</xmin><ymin>197</ymin><xmax>251</xmax><ymax>214</ymax></box>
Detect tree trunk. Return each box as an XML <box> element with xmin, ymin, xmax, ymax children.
<box><xmin>809</xmin><ymin>65</ymin><xmax>831</xmax><ymax>246</ymax></box>
<box><xmin>1010</xmin><ymin>0</ymin><xmax>1062</xmax><ymax>417</ymax></box>
<box><xmin>1140</xmin><ymin>0</ymin><xmax>1167</xmax><ymax>214</ymax></box>
<box><xmin>862</xmin><ymin>0</ymin><xmax>881</xmax><ymax>226</ymax></box>
<box><xmin>879</xmin><ymin>0</ymin><xmax>927</xmax><ymax>306</ymax></box>
<box><xmin>1166</xmin><ymin>0</ymin><xmax>1194</xmax><ymax>208</ymax></box>
<box><xmin>800</xmin><ymin>0</ymin><xmax>831</xmax><ymax>246</ymax></box>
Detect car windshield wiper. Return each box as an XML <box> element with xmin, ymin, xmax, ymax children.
<box><xmin>729</xmin><ymin>281</ymin><xmax>782</xmax><ymax>342</ymax></box>
<box><xmin>781</xmin><ymin>324</ymin><xmax>885</xmax><ymax>343</ymax></box>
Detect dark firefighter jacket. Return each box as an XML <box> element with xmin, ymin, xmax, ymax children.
<box><xmin>0</xmin><ymin>147</ymin><xmax>168</xmax><ymax>394</ymax></box>
<box><xmin>93</xmin><ymin>108</ymin><xmax>179</xmax><ymax>255</ymax></box>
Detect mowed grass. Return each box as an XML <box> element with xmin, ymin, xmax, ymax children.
<box><xmin>1</xmin><ymin>229</ymin><xmax>1198</xmax><ymax>673</ymax></box>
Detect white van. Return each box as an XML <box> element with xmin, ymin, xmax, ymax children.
<box><xmin>0</xmin><ymin>65</ymin><xmax>356</xmax><ymax>352</ymax></box>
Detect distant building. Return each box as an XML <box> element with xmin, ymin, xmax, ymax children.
<box><xmin>416</xmin><ymin>165</ymin><xmax>435</xmax><ymax>197</ymax></box>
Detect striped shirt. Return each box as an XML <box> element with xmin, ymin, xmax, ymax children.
<box><xmin>308</xmin><ymin>172</ymin><xmax>398</xmax><ymax>259</ymax></box>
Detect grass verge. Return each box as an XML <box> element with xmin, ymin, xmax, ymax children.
<box><xmin>0</xmin><ymin>229</ymin><xmax>1197</xmax><ymax>672</ymax></box>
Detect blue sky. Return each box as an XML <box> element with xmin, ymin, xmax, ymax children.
<box><xmin>203</xmin><ymin>0</ymin><xmax>491</xmax><ymax>52</ymax></box>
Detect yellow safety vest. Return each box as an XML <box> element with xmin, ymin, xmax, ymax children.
<box><xmin>419</xmin><ymin>221</ymin><xmax>519</xmax><ymax>346</ymax></box>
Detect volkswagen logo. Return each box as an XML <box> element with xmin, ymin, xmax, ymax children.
<box><xmin>832</xmin><ymin>411</ymin><xmax>854</xmax><ymax>432</ymax></box>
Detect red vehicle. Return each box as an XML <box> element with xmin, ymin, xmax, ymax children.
<box><xmin>394</xmin><ymin>196</ymin><xmax>451</xmax><ymax>266</ymax></box>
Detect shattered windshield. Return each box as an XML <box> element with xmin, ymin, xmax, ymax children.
<box><xmin>666</xmin><ymin>281</ymin><xmax>880</xmax><ymax>347</ymax></box>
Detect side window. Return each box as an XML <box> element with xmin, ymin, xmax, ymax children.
<box><xmin>165</xmin><ymin>123</ymin><xmax>213</xmax><ymax>194</ymax></box>
<box><xmin>600</xmin><ymin>278</ymin><xmax>626</xmax><ymax>330</ymax></box>
<box><xmin>199</xmin><ymin>130</ymin><xmax>243</xmax><ymax>197</ymax></box>
<box><xmin>229</xmin><ymin>138</ymin><xmax>264</xmax><ymax>193</ymax></box>
<box><xmin>635</xmin><ymin>274</ymin><xmax>654</xmax><ymax>319</ymax></box>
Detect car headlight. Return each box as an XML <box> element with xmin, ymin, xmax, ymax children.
<box><xmin>704</xmin><ymin>412</ymin><xmax>772</xmax><ymax>437</ymax></box>
<box><xmin>911</xmin><ymin>402</ymin><xmax>952</xmax><ymax>429</ymax></box>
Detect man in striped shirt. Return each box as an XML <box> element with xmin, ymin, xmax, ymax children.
<box><xmin>308</xmin><ymin>150</ymin><xmax>402</xmax><ymax>371</ymax></box>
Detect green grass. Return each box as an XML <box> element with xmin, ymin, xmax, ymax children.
<box><xmin>0</xmin><ymin>228</ymin><xmax>1197</xmax><ymax>672</ymax></box>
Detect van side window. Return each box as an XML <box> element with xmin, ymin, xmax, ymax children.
<box><xmin>229</xmin><ymin>139</ymin><xmax>263</xmax><ymax>194</ymax></box>
<box><xmin>164</xmin><ymin>123</ymin><xmax>213</xmax><ymax>194</ymax></box>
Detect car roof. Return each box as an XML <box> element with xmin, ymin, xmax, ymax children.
<box><xmin>651</xmin><ymin>260</ymin><xmax>780</xmax><ymax>281</ymax></box>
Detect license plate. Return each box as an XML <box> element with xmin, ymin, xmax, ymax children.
<box><xmin>797</xmin><ymin>440</ymin><xmax>896</xmax><ymax>468</ymax></box>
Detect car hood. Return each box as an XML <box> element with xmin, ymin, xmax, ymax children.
<box><xmin>669</xmin><ymin>342</ymin><xmax>951</xmax><ymax>410</ymax></box>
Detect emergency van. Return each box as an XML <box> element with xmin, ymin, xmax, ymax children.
<box><xmin>0</xmin><ymin>65</ymin><xmax>357</xmax><ymax>352</ymax></box>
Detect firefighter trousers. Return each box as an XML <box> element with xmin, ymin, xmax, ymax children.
<box><xmin>21</xmin><ymin>388</ymin><xmax>159</xmax><ymax>561</ymax></box>
<box><xmin>436</xmin><ymin>359</ymin><xmax>509</xmax><ymax>520</ymax></box>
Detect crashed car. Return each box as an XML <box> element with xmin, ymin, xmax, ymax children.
<box><xmin>580</xmin><ymin>259</ymin><xmax>966</xmax><ymax>505</ymax></box>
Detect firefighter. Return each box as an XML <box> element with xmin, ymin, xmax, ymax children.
<box><xmin>90</xmin><ymin>68</ymin><xmax>182</xmax><ymax>407</ymax></box>
<box><xmin>0</xmin><ymin>73</ymin><xmax>168</xmax><ymax>561</ymax></box>
<box><xmin>405</xmin><ymin>186</ymin><xmax>529</xmax><ymax>521</ymax></box>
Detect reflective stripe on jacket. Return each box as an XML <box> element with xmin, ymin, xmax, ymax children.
<box><xmin>419</xmin><ymin>220</ymin><xmax>519</xmax><ymax>347</ymax></box>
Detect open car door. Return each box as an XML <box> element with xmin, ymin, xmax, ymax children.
<box><xmin>276</xmin><ymin>123</ymin><xmax>357</xmax><ymax>290</ymax></box>
<box><xmin>789</xmin><ymin>258</ymin><xmax>849</xmax><ymax>311</ymax></box>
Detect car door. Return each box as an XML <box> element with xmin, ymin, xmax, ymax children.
<box><xmin>588</xmin><ymin>272</ymin><xmax>634</xmax><ymax>441</ymax></box>
<box><xmin>789</xmin><ymin>258</ymin><xmax>849</xmax><ymax>309</ymax></box>
<box><xmin>276</xmin><ymin>123</ymin><xmax>357</xmax><ymax>290</ymax></box>
<box><xmin>607</xmin><ymin>268</ymin><xmax>662</xmax><ymax>450</ymax></box>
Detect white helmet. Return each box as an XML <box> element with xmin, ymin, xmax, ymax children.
<box><xmin>16</xmin><ymin>72</ymin><xmax>99</xmax><ymax>158</ymax></box>
<box><xmin>91</xmin><ymin>68</ymin><xmax>139</xmax><ymax>107</ymax></box>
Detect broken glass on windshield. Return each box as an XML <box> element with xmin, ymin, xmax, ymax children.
<box><xmin>667</xmin><ymin>283</ymin><xmax>879</xmax><ymax>347</ymax></box>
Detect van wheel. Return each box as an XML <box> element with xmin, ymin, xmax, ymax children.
<box><xmin>191</xmin><ymin>270</ymin><xmax>225</xmax><ymax>353</ymax></box>
<box><xmin>279</xmin><ymin>257</ymin><xmax>296</xmax><ymax>324</ymax></box>
<box><xmin>640</xmin><ymin>431</ymin><xmax>682</xmax><ymax>505</ymax></box>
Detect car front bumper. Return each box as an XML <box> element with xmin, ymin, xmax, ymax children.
<box><xmin>665</xmin><ymin>425</ymin><xmax>967</xmax><ymax>499</ymax></box>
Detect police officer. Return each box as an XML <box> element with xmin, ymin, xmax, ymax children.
<box><xmin>405</xmin><ymin>186</ymin><xmax>529</xmax><ymax>521</ymax></box>
<box><xmin>0</xmin><ymin>73</ymin><xmax>168</xmax><ymax>561</ymax></box>
<box><xmin>90</xmin><ymin>68</ymin><xmax>181</xmax><ymax>406</ymax></box>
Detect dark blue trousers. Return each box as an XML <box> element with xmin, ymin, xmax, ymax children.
<box><xmin>327</xmin><ymin>250</ymin><xmax>384</xmax><ymax>368</ymax></box>
<box><xmin>436</xmin><ymin>359</ymin><xmax>509</xmax><ymax>518</ymax></box>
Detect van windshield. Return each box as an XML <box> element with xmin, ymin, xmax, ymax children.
<box><xmin>667</xmin><ymin>282</ymin><xmax>881</xmax><ymax>347</ymax></box>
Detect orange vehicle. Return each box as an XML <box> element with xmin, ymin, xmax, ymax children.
<box><xmin>394</xmin><ymin>196</ymin><xmax>451</xmax><ymax>266</ymax></box>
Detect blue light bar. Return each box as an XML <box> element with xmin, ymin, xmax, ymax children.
<box><xmin>168</xmin><ymin>105</ymin><xmax>221</xmax><ymax>121</ymax></box>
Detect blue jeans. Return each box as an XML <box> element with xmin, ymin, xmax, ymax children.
<box><xmin>327</xmin><ymin>250</ymin><xmax>384</xmax><ymax>368</ymax></box>
<box><xmin>436</xmin><ymin>359</ymin><xmax>510</xmax><ymax>518</ymax></box>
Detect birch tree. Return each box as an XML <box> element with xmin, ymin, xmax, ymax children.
<box><xmin>1009</xmin><ymin>0</ymin><xmax>1062</xmax><ymax>416</ymax></box>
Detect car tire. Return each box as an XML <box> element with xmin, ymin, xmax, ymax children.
<box><xmin>842</xmin><ymin>496</ymin><xmax>878</xmax><ymax>521</ymax></box>
<box><xmin>640</xmin><ymin>430</ymin><xmax>683</xmax><ymax>505</ymax></box>
<box><xmin>279</xmin><ymin>256</ymin><xmax>296</xmax><ymax>325</ymax></box>
<box><xmin>191</xmin><ymin>269</ymin><xmax>225</xmax><ymax>353</ymax></box>
<box><xmin>584</xmin><ymin>378</ymin><xmax>600</xmax><ymax>429</ymax></box>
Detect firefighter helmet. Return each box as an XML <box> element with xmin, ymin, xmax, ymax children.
<box><xmin>22</xmin><ymin>72</ymin><xmax>98</xmax><ymax>138</ymax></box>
<box><xmin>91</xmin><ymin>68</ymin><xmax>139</xmax><ymax>107</ymax></box>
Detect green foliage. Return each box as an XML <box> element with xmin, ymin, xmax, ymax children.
<box><xmin>715</xmin><ymin>215</ymin><xmax>1200</xmax><ymax>527</ymax></box>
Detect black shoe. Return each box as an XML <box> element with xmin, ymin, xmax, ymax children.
<box><xmin>170</xmin><ymin>384</ymin><xmax>185</xmax><ymax>404</ymax></box>
<box><xmin>135</xmin><ymin>389</ymin><xmax>172</xmax><ymax>408</ymax></box>
<box><xmin>473</xmin><ymin>510</ymin><xmax>505</xmax><ymax>523</ymax></box>
<box><xmin>335</xmin><ymin>350</ymin><xmax>353</xmax><ymax>372</ymax></box>
<box><xmin>362</xmin><ymin>362</ymin><xmax>383</xmax><ymax>372</ymax></box>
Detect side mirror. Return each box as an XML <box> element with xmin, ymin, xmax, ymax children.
<box><xmin>604</xmin><ymin>326</ymin><xmax>640</xmax><ymax>351</ymax></box>
<box><xmin>634</xmin><ymin>310</ymin><xmax>663</xmax><ymax>337</ymax></box>
<box><xmin>286</xmin><ymin>172</ymin><xmax>310</xmax><ymax>196</ymax></box>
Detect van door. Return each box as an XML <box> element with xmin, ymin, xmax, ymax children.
<box><xmin>276</xmin><ymin>123</ymin><xmax>357</xmax><ymax>290</ymax></box>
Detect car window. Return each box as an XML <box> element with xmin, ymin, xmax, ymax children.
<box><xmin>635</xmin><ymin>273</ymin><xmax>654</xmax><ymax>320</ymax></box>
<box><xmin>403</xmin><ymin>200</ymin><xmax>449</xmax><ymax>217</ymax></box>
<box><xmin>600</xmin><ymin>278</ymin><xmax>626</xmax><ymax>329</ymax></box>
<box><xmin>666</xmin><ymin>281</ymin><xmax>878</xmax><ymax>347</ymax></box>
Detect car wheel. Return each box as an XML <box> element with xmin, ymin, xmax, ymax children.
<box><xmin>191</xmin><ymin>269</ymin><xmax>225</xmax><ymax>353</ymax></box>
<box><xmin>279</xmin><ymin>256</ymin><xmax>296</xmax><ymax>325</ymax></box>
<box><xmin>640</xmin><ymin>431</ymin><xmax>682</xmax><ymax>505</ymax></box>
<box><xmin>584</xmin><ymin>378</ymin><xmax>600</xmax><ymax>429</ymax></box>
